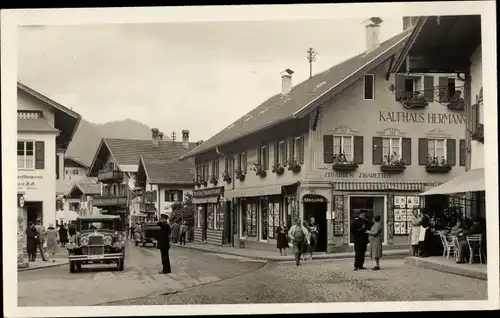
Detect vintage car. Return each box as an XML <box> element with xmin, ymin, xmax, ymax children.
<box><xmin>66</xmin><ymin>214</ymin><xmax>125</xmax><ymax>273</ymax></box>
<box><xmin>134</xmin><ymin>222</ymin><xmax>160</xmax><ymax>247</ymax></box>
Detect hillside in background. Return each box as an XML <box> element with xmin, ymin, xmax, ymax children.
<box><xmin>66</xmin><ymin>118</ymin><xmax>162</xmax><ymax>167</ymax></box>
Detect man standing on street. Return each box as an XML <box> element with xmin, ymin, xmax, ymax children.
<box><xmin>350</xmin><ymin>211</ymin><xmax>370</xmax><ymax>271</ymax></box>
<box><xmin>35</xmin><ymin>220</ymin><xmax>47</xmax><ymax>261</ymax></box>
<box><xmin>157</xmin><ymin>214</ymin><xmax>172</xmax><ymax>274</ymax></box>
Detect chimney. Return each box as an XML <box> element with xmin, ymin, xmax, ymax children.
<box><xmin>182</xmin><ymin>130</ymin><xmax>190</xmax><ymax>148</ymax></box>
<box><xmin>365</xmin><ymin>17</ymin><xmax>383</xmax><ymax>52</ymax></box>
<box><xmin>403</xmin><ymin>16</ymin><xmax>419</xmax><ymax>31</ymax></box>
<box><xmin>151</xmin><ymin>128</ymin><xmax>159</xmax><ymax>147</ymax></box>
<box><xmin>158</xmin><ymin>132</ymin><xmax>164</xmax><ymax>141</ymax></box>
<box><xmin>280</xmin><ymin>68</ymin><xmax>294</xmax><ymax>95</ymax></box>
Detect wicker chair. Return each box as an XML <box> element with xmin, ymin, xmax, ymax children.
<box><xmin>466</xmin><ymin>234</ymin><xmax>484</xmax><ymax>264</ymax></box>
<box><xmin>451</xmin><ymin>236</ymin><xmax>462</xmax><ymax>262</ymax></box>
<box><xmin>439</xmin><ymin>232</ymin><xmax>455</xmax><ymax>260</ymax></box>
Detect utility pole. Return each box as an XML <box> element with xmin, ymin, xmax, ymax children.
<box><xmin>306</xmin><ymin>47</ymin><xmax>318</xmax><ymax>79</ymax></box>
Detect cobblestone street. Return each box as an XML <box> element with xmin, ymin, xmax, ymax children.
<box><xmin>106</xmin><ymin>258</ymin><xmax>487</xmax><ymax>305</ymax></box>
<box><xmin>17</xmin><ymin>241</ymin><xmax>266</xmax><ymax>306</ymax></box>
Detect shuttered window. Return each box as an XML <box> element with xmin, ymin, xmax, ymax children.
<box><xmin>288</xmin><ymin>139</ymin><xmax>295</xmax><ymax>164</ymax></box>
<box><xmin>35</xmin><ymin>141</ymin><xmax>45</xmax><ymax>169</ymax></box>
<box><xmin>372</xmin><ymin>137</ymin><xmax>383</xmax><ymax>165</ymax></box>
<box><xmin>459</xmin><ymin>139</ymin><xmax>466</xmax><ymax>166</ymax></box>
<box><xmin>333</xmin><ymin>136</ymin><xmax>353</xmax><ymax>161</ymax></box>
<box><xmin>428</xmin><ymin>139</ymin><xmax>446</xmax><ymax>161</ymax></box>
<box><xmin>418</xmin><ymin>138</ymin><xmax>428</xmax><ymax>165</ymax></box>
<box><xmin>323</xmin><ymin>135</ymin><xmax>334</xmax><ymax>164</ymax></box>
<box><xmin>278</xmin><ymin>141</ymin><xmax>287</xmax><ymax>166</ymax></box>
<box><xmin>17</xmin><ymin>141</ymin><xmax>35</xmax><ymax>169</ymax></box>
<box><xmin>353</xmin><ymin>136</ymin><xmax>364</xmax><ymax>164</ymax></box>
<box><xmin>446</xmin><ymin>139</ymin><xmax>456</xmax><ymax>166</ymax></box>
<box><xmin>395</xmin><ymin>74</ymin><xmax>434</xmax><ymax>102</ymax></box>
<box><xmin>260</xmin><ymin>145</ymin><xmax>269</xmax><ymax>170</ymax></box>
<box><xmin>382</xmin><ymin>137</ymin><xmax>401</xmax><ymax>163</ymax></box>
<box><xmin>295</xmin><ymin>136</ymin><xmax>305</xmax><ymax>164</ymax></box>
<box><xmin>401</xmin><ymin>138</ymin><xmax>412</xmax><ymax>165</ymax></box>
<box><xmin>241</xmin><ymin>152</ymin><xmax>247</xmax><ymax>173</ymax></box>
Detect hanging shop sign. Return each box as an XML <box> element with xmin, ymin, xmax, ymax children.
<box><xmin>193</xmin><ymin>186</ymin><xmax>224</xmax><ymax>198</ymax></box>
<box><xmin>302</xmin><ymin>194</ymin><xmax>328</xmax><ymax>203</ymax></box>
<box><xmin>18</xmin><ymin>194</ymin><xmax>25</xmax><ymax>208</ymax></box>
<box><xmin>324</xmin><ymin>171</ymin><xmax>391</xmax><ymax>179</ymax></box>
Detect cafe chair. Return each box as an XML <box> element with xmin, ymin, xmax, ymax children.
<box><xmin>439</xmin><ymin>232</ymin><xmax>455</xmax><ymax>260</ymax></box>
<box><xmin>466</xmin><ymin>234</ymin><xmax>484</xmax><ymax>264</ymax></box>
<box><xmin>451</xmin><ymin>236</ymin><xmax>461</xmax><ymax>262</ymax></box>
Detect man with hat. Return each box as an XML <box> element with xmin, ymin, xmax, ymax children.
<box><xmin>350</xmin><ymin>210</ymin><xmax>370</xmax><ymax>271</ymax></box>
<box><xmin>35</xmin><ymin>220</ymin><xmax>47</xmax><ymax>261</ymax></box>
<box><xmin>157</xmin><ymin>214</ymin><xmax>172</xmax><ymax>274</ymax></box>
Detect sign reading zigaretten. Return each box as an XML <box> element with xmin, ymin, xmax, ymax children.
<box><xmin>325</xmin><ymin>171</ymin><xmax>391</xmax><ymax>179</ymax></box>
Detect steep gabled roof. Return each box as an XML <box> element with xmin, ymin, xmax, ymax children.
<box><xmin>139</xmin><ymin>148</ymin><xmax>195</xmax><ymax>185</ymax></box>
<box><xmin>181</xmin><ymin>28</ymin><xmax>412</xmax><ymax>159</ymax></box>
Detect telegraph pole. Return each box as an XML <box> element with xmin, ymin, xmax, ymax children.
<box><xmin>306</xmin><ymin>47</ymin><xmax>318</xmax><ymax>79</ymax></box>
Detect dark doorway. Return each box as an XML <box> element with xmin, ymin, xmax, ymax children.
<box><xmin>224</xmin><ymin>200</ymin><xmax>232</xmax><ymax>245</ymax></box>
<box><xmin>202</xmin><ymin>205</ymin><xmax>208</xmax><ymax>242</ymax></box>
<box><xmin>303</xmin><ymin>195</ymin><xmax>328</xmax><ymax>252</ymax></box>
<box><xmin>26</xmin><ymin>202</ymin><xmax>42</xmax><ymax>224</ymax></box>
<box><xmin>349</xmin><ymin>196</ymin><xmax>385</xmax><ymax>243</ymax></box>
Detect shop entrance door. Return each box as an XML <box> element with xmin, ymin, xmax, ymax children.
<box><xmin>202</xmin><ymin>205</ymin><xmax>208</xmax><ymax>242</ymax></box>
<box><xmin>26</xmin><ymin>202</ymin><xmax>42</xmax><ymax>224</ymax></box>
<box><xmin>303</xmin><ymin>195</ymin><xmax>328</xmax><ymax>252</ymax></box>
<box><xmin>349</xmin><ymin>196</ymin><xmax>385</xmax><ymax>244</ymax></box>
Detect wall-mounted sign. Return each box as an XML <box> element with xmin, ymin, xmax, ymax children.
<box><xmin>379</xmin><ymin>111</ymin><xmax>465</xmax><ymax>125</ymax></box>
<box><xmin>193</xmin><ymin>187</ymin><xmax>224</xmax><ymax>198</ymax></box>
<box><xmin>17</xmin><ymin>175</ymin><xmax>42</xmax><ymax>191</ymax></box>
<box><xmin>324</xmin><ymin>171</ymin><xmax>391</xmax><ymax>179</ymax></box>
<box><xmin>302</xmin><ymin>194</ymin><xmax>328</xmax><ymax>203</ymax></box>
<box><xmin>18</xmin><ymin>194</ymin><xmax>25</xmax><ymax>208</ymax></box>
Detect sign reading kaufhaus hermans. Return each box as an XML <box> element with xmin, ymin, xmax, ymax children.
<box><xmin>193</xmin><ymin>186</ymin><xmax>224</xmax><ymax>198</ymax></box>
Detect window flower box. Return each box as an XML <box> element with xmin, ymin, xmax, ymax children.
<box><xmin>287</xmin><ymin>159</ymin><xmax>301</xmax><ymax>173</ymax></box>
<box><xmin>447</xmin><ymin>89</ymin><xmax>465</xmax><ymax>110</ymax></box>
<box><xmin>234</xmin><ymin>167</ymin><xmax>246</xmax><ymax>181</ymax></box>
<box><xmin>400</xmin><ymin>91</ymin><xmax>428</xmax><ymax>109</ymax></box>
<box><xmin>223</xmin><ymin>172</ymin><xmax>232</xmax><ymax>183</ymax></box>
<box><xmin>253</xmin><ymin>162</ymin><xmax>267</xmax><ymax>178</ymax></box>
<box><xmin>471</xmin><ymin>123</ymin><xmax>484</xmax><ymax>143</ymax></box>
<box><xmin>272</xmin><ymin>161</ymin><xmax>285</xmax><ymax>175</ymax></box>
<box><xmin>425</xmin><ymin>156</ymin><xmax>452</xmax><ymax>173</ymax></box>
<box><xmin>380</xmin><ymin>153</ymin><xmax>406</xmax><ymax>173</ymax></box>
<box><xmin>332</xmin><ymin>154</ymin><xmax>358</xmax><ymax>171</ymax></box>
<box><xmin>209</xmin><ymin>175</ymin><xmax>218</xmax><ymax>185</ymax></box>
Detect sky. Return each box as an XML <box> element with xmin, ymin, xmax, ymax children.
<box><xmin>18</xmin><ymin>18</ymin><xmax>403</xmax><ymax>142</ymax></box>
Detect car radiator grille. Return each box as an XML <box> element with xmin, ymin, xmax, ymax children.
<box><xmin>88</xmin><ymin>235</ymin><xmax>103</xmax><ymax>245</ymax></box>
<box><xmin>88</xmin><ymin>246</ymin><xmax>104</xmax><ymax>255</ymax></box>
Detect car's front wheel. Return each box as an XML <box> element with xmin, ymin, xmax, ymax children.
<box><xmin>69</xmin><ymin>261</ymin><xmax>76</xmax><ymax>273</ymax></box>
<box><xmin>117</xmin><ymin>258</ymin><xmax>124</xmax><ymax>271</ymax></box>
<box><xmin>76</xmin><ymin>262</ymin><xmax>82</xmax><ymax>272</ymax></box>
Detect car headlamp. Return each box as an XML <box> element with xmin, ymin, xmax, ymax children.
<box><xmin>103</xmin><ymin>236</ymin><xmax>113</xmax><ymax>246</ymax></box>
<box><xmin>80</xmin><ymin>236</ymin><xmax>89</xmax><ymax>246</ymax></box>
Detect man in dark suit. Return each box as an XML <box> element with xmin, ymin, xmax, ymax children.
<box><xmin>157</xmin><ymin>214</ymin><xmax>172</xmax><ymax>274</ymax></box>
<box><xmin>350</xmin><ymin>211</ymin><xmax>370</xmax><ymax>271</ymax></box>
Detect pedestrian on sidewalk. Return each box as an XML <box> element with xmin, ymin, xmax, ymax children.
<box><xmin>35</xmin><ymin>220</ymin><xmax>47</xmax><ymax>261</ymax></box>
<box><xmin>288</xmin><ymin>218</ymin><xmax>310</xmax><ymax>266</ymax></box>
<box><xmin>26</xmin><ymin>222</ymin><xmax>38</xmax><ymax>262</ymax></box>
<box><xmin>409</xmin><ymin>208</ymin><xmax>422</xmax><ymax>257</ymax></box>
<box><xmin>302</xmin><ymin>221</ymin><xmax>311</xmax><ymax>261</ymax></box>
<box><xmin>179</xmin><ymin>221</ymin><xmax>188</xmax><ymax>245</ymax></box>
<box><xmin>157</xmin><ymin>214</ymin><xmax>172</xmax><ymax>274</ymax></box>
<box><xmin>59</xmin><ymin>223</ymin><xmax>68</xmax><ymax>247</ymax></box>
<box><xmin>170</xmin><ymin>220</ymin><xmax>180</xmax><ymax>244</ymax></box>
<box><xmin>276</xmin><ymin>222</ymin><xmax>288</xmax><ymax>256</ymax></box>
<box><xmin>45</xmin><ymin>224</ymin><xmax>59</xmax><ymax>262</ymax></box>
<box><xmin>350</xmin><ymin>211</ymin><xmax>369</xmax><ymax>271</ymax></box>
<box><xmin>308</xmin><ymin>217</ymin><xmax>319</xmax><ymax>260</ymax></box>
<box><xmin>368</xmin><ymin>215</ymin><xmax>383</xmax><ymax>270</ymax></box>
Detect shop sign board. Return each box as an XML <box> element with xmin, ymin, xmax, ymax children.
<box><xmin>324</xmin><ymin>171</ymin><xmax>391</xmax><ymax>179</ymax></box>
<box><xmin>193</xmin><ymin>186</ymin><xmax>224</xmax><ymax>198</ymax></box>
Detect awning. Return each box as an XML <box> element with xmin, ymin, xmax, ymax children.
<box><xmin>224</xmin><ymin>184</ymin><xmax>283</xmax><ymax>200</ymax></box>
<box><xmin>421</xmin><ymin>168</ymin><xmax>485</xmax><ymax>196</ymax></box>
<box><xmin>334</xmin><ymin>181</ymin><xmax>425</xmax><ymax>192</ymax></box>
<box><xmin>192</xmin><ymin>197</ymin><xmax>219</xmax><ymax>204</ymax></box>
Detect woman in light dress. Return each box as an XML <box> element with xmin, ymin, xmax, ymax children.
<box><xmin>409</xmin><ymin>208</ymin><xmax>422</xmax><ymax>256</ymax></box>
<box><xmin>368</xmin><ymin>215</ymin><xmax>383</xmax><ymax>270</ymax></box>
<box><xmin>45</xmin><ymin>224</ymin><xmax>59</xmax><ymax>262</ymax></box>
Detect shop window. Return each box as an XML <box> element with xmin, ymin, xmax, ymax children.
<box><xmin>207</xmin><ymin>204</ymin><xmax>215</xmax><ymax>229</ymax></box>
<box><xmin>241</xmin><ymin>201</ymin><xmax>247</xmax><ymax>237</ymax></box>
<box><xmin>215</xmin><ymin>205</ymin><xmax>224</xmax><ymax>230</ymax></box>
<box><xmin>382</xmin><ymin>137</ymin><xmax>401</xmax><ymax>163</ymax></box>
<box><xmin>267</xmin><ymin>202</ymin><xmax>280</xmax><ymax>239</ymax></box>
<box><xmin>333</xmin><ymin>195</ymin><xmax>345</xmax><ymax>236</ymax></box>
<box><xmin>17</xmin><ymin>141</ymin><xmax>35</xmax><ymax>169</ymax></box>
<box><xmin>261</xmin><ymin>202</ymin><xmax>268</xmax><ymax>240</ymax></box>
<box><xmin>246</xmin><ymin>203</ymin><xmax>257</xmax><ymax>237</ymax></box>
<box><xmin>393</xmin><ymin>195</ymin><xmax>422</xmax><ymax>235</ymax></box>
<box><xmin>233</xmin><ymin>203</ymin><xmax>238</xmax><ymax>235</ymax></box>
<box><xmin>363</xmin><ymin>74</ymin><xmax>375</xmax><ymax>100</ymax></box>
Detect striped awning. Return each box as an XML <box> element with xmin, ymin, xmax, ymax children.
<box><xmin>333</xmin><ymin>181</ymin><xmax>425</xmax><ymax>192</ymax></box>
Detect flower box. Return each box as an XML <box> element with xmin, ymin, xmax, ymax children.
<box><xmin>471</xmin><ymin>123</ymin><xmax>484</xmax><ymax>143</ymax></box>
<box><xmin>399</xmin><ymin>92</ymin><xmax>428</xmax><ymax>109</ymax></box>
<box><xmin>332</xmin><ymin>162</ymin><xmax>359</xmax><ymax>171</ymax></box>
<box><xmin>425</xmin><ymin>156</ymin><xmax>452</xmax><ymax>173</ymax></box>
<box><xmin>253</xmin><ymin>162</ymin><xmax>267</xmax><ymax>178</ymax></box>
<box><xmin>287</xmin><ymin>160</ymin><xmax>301</xmax><ymax>173</ymax></box>
<box><xmin>237</xmin><ymin>174</ymin><xmax>246</xmax><ymax>181</ymax></box>
<box><xmin>209</xmin><ymin>176</ymin><xmax>218</xmax><ymax>186</ymax></box>
<box><xmin>223</xmin><ymin>173</ymin><xmax>232</xmax><ymax>183</ymax></box>
<box><xmin>272</xmin><ymin>162</ymin><xmax>285</xmax><ymax>175</ymax></box>
<box><xmin>234</xmin><ymin>167</ymin><xmax>245</xmax><ymax>182</ymax></box>
<box><xmin>380</xmin><ymin>164</ymin><xmax>406</xmax><ymax>173</ymax></box>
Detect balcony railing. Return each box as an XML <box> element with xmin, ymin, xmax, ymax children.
<box><xmin>98</xmin><ymin>170</ymin><xmax>124</xmax><ymax>184</ymax></box>
<box><xmin>92</xmin><ymin>195</ymin><xmax>128</xmax><ymax>207</ymax></box>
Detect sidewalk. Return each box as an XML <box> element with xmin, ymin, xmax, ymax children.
<box><xmin>405</xmin><ymin>256</ymin><xmax>487</xmax><ymax>280</ymax></box>
<box><xmin>18</xmin><ymin>258</ymin><xmax>68</xmax><ymax>272</ymax></box>
<box><xmin>170</xmin><ymin>242</ymin><xmax>409</xmax><ymax>261</ymax></box>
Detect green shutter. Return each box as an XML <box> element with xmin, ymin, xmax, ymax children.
<box><xmin>418</xmin><ymin>138</ymin><xmax>428</xmax><ymax>165</ymax></box>
<box><xmin>323</xmin><ymin>135</ymin><xmax>334</xmax><ymax>164</ymax></box>
<box><xmin>459</xmin><ymin>139</ymin><xmax>466</xmax><ymax>166</ymax></box>
<box><xmin>353</xmin><ymin>136</ymin><xmax>363</xmax><ymax>164</ymax></box>
<box><xmin>395</xmin><ymin>74</ymin><xmax>406</xmax><ymax>101</ymax></box>
<box><xmin>35</xmin><ymin>141</ymin><xmax>45</xmax><ymax>169</ymax></box>
<box><xmin>372</xmin><ymin>137</ymin><xmax>383</xmax><ymax>165</ymax></box>
<box><xmin>438</xmin><ymin>76</ymin><xmax>448</xmax><ymax>103</ymax></box>
<box><xmin>423</xmin><ymin>76</ymin><xmax>434</xmax><ymax>102</ymax></box>
<box><xmin>447</xmin><ymin>139</ymin><xmax>456</xmax><ymax>166</ymax></box>
<box><xmin>402</xmin><ymin>138</ymin><xmax>412</xmax><ymax>165</ymax></box>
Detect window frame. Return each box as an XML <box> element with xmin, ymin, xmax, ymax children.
<box><xmin>363</xmin><ymin>73</ymin><xmax>375</xmax><ymax>100</ymax></box>
<box><xmin>331</xmin><ymin>135</ymin><xmax>354</xmax><ymax>162</ymax></box>
<box><xmin>382</xmin><ymin>137</ymin><xmax>402</xmax><ymax>163</ymax></box>
<box><xmin>293</xmin><ymin>137</ymin><xmax>301</xmax><ymax>161</ymax></box>
<box><xmin>427</xmin><ymin>138</ymin><xmax>448</xmax><ymax>161</ymax></box>
<box><xmin>17</xmin><ymin>140</ymin><xmax>35</xmax><ymax>170</ymax></box>
<box><xmin>241</xmin><ymin>152</ymin><xmax>247</xmax><ymax>173</ymax></box>
<box><xmin>278</xmin><ymin>141</ymin><xmax>286</xmax><ymax>165</ymax></box>
<box><xmin>403</xmin><ymin>75</ymin><xmax>424</xmax><ymax>96</ymax></box>
<box><xmin>260</xmin><ymin>145</ymin><xmax>268</xmax><ymax>170</ymax></box>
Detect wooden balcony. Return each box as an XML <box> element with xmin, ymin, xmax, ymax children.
<box><xmin>98</xmin><ymin>170</ymin><xmax>124</xmax><ymax>184</ymax></box>
<box><xmin>92</xmin><ymin>195</ymin><xmax>128</xmax><ymax>207</ymax></box>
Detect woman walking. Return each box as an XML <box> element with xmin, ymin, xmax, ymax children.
<box><xmin>409</xmin><ymin>208</ymin><xmax>422</xmax><ymax>256</ymax></box>
<box><xmin>288</xmin><ymin>219</ymin><xmax>310</xmax><ymax>266</ymax></box>
<box><xmin>26</xmin><ymin>222</ymin><xmax>38</xmax><ymax>261</ymax></box>
<box><xmin>276</xmin><ymin>222</ymin><xmax>288</xmax><ymax>256</ymax></box>
<box><xmin>308</xmin><ymin>217</ymin><xmax>319</xmax><ymax>260</ymax></box>
<box><xmin>302</xmin><ymin>221</ymin><xmax>311</xmax><ymax>261</ymax></box>
<box><xmin>368</xmin><ymin>215</ymin><xmax>383</xmax><ymax>270</ymax></box>
<box><xmin>45</xmin><ymin>224</ymin><xmax>59</xmax><ymax>262</ymax></box>
<box><xmin>58</xmin><ymin>223</ymin><xmax>68</xmax><ymax>247</ymax></box>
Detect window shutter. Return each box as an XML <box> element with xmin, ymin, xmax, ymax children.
<box><xmin>178</xmin><ymin>190</ymin><xmax>184</xmax><ymax>202</ymax></box>
<box><xmin>418</xmin><ymin>138</ymin><xmax>428</xmax><ymax>165</ymax></box>
<box><xmin>283</xmin><ymin>141</ymin><xmax>288</xmax><ymax>166</ymax></box>
<box><xmin>257</xmin><ymin>147</ymin><xmax>262</xmax><ymax>164</ymax></box>
<box><xmin>447</xmin><ymin>138</ymin><xmax>456</xmax><ymax>166</ymax></box>
<box><xmin>471</xmin><ymin>104</ymin><xmax>478</xmax><ymax>133</ymax></box>
<box><xmin>353</xmin><ymin>136</ymin><xmax>364</xmax><ymax>164</ymax></box>
<box><xmin>265</xmin><ymin>147</ymin><xmax>269</xmax><ymax>170</ymax></box>
<box><xmin>438</xmin><ymin>77</ymin><xmax>448</xmax><ymax>102</ymax></box>
<box><xmin>372</xmin><ymin>137</ymin><xmax>383</xmax><ymax>165</ymax></box>
<box><xmin>401</xmin><ymin>138</ymin><xmax>412</xmax><ymax>165</ymax></box>
<box><xmin>225</xmin><ymin>158</ymin><xmax>229</xmax><ymax>173</ymax></box>
<box><xmin>459</xmin><ymin>139</ymin><xmax>466</xmax><ymax>166</ymax></box>
<box><xmin>274</xmin><ymin>142</ymin><xmax>279</xmax><ymax>163</ymax></box>
<box><xmin>323</xmin><ymin>135</ymin><xmax>334</xmax><ymax>164</ymax></box>
<box><xmin>289</xmin><ymin>139</ymin><xmax>295</xmax><ymax>164</ymax></box>
<box><xmin>423</xmin><ymin>76</ymin><xmax>434</xmax><ymax>102</ymax></box>
<box><xmin>56</xmin><ymin>155</ymin><xmax>60</xmax><ymax>179</ymax></box>
<box><xmin>298</xmin><ymin>137</ymin><xmax>305</xmax><ymax>164</ymax></box>
<box><xmin>395</xmin><ymin>74</ymin><xmax>406</xmax><ymax>101</ymax></box>
<box><xmin>35</xmin><ymin>141</ymin><xmax>45</xmax><ymax>169</ymax></box>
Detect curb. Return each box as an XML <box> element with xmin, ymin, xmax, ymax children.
<box><xmin>18</xmin><ymin>261</ymin><xmax>69</xmax><ymax>272</ymax></box>
<box><xmin>170</xmin><ymin>244</ymin><xmax>409</xmax><ymax>262</ymax></box>
<box><xmin>405</xmin><ymin>257</ymin><xmax>487</xmax><ymax>280</ymax></box>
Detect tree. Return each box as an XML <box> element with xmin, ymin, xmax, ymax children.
<box><xmin>169</xmin><ymin>194</ymin><xmax>194</xmax><ymax>226</ymax></box>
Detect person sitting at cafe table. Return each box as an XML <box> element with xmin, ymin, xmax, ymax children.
<box><xmin>453</xmin><ymin>218</ymin><xmax>485</xmax><ymax>264</ymax></box>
